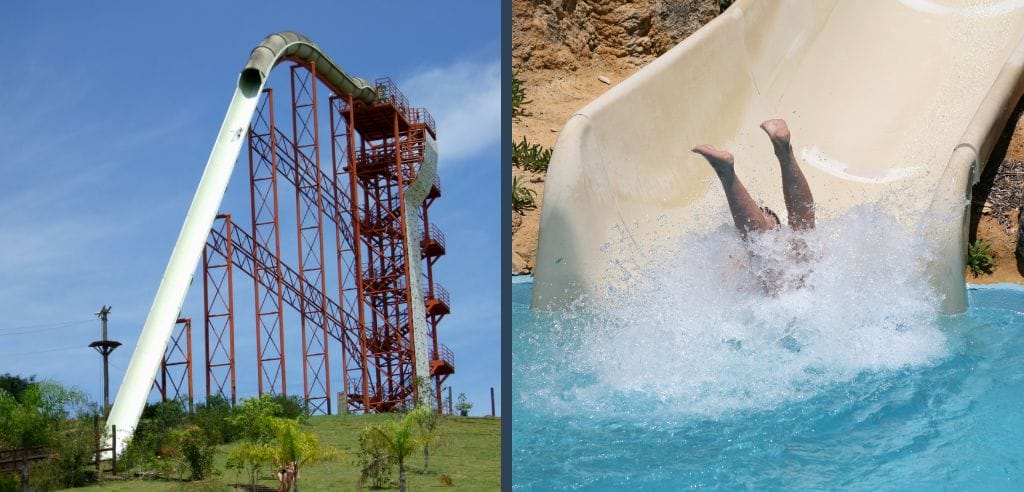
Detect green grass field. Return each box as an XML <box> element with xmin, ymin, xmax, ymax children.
<box><xmin>69</xmin><ymin>414</ymin><xmax>500</xmax><ymax>491</ymax></box>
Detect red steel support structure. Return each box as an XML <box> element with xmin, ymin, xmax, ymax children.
<box><xmin>203</xmin><ymin>217</ymin><xmax>236</xmax><ymax>404</ymax></box>
<box><xmin>189</xmin><ymin>64</ymin><xmax>453</xmax><ymax>415</ymax></box>
<box><xmin>153</xmin><ymin>317</ymin><xmax>194</xmax><ymax>409</ymax></box>
<box><xmin>331</xmin><ymin>77</ymin><xmax>451</xmax><ymax>412</ymax></box>
<box><xmin>248</xmin><ymin>89</ymin><xmax>288</xmax><ymax>397</ymax></box>
<box><xmin>329</xmin><ymin>93</ymin><xmax>366</xmax><ymax>411</ymax></box>
<box><xmin>290</xmin><ymin>63</ymin><xmax>332</xmax><ymax>415</ymax></box>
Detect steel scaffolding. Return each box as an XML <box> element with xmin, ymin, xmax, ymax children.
<box><xmin>153</xmin><ymin>64</ymin><xmax>453</xmax><ymax>415</ymax></box>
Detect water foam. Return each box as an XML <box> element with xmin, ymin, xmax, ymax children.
<box><xmin>519</xmin><ymin>204</ymin><xmax>949</xmax><ymax>418</ymax></box>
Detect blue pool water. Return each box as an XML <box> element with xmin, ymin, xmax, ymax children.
<box><xmin>513</xmin><ymin>280</ymin><xmax>1024</xmax><ymax>490</ymax></box>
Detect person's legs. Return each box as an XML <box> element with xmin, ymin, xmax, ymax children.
<box><xmin>693</xmin><ymin>145</ymin><xmax>778</xmax><ymax>238</ymax></box>
<box><xmin>760</xmin><ymin>119</ymin><xmax>815</xmax><ymax>230</ymax></box>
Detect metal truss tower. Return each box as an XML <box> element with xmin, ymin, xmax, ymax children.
<box><xmin>150</xmin><ymin>61</ymin><xmax>454</xmax><ymax>415</ymax></box>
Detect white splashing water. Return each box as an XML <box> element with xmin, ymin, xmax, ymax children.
<box><xmin>526</xmin><ymin>204</ymin><xmax>949</xmax><ymax>418</ymax></box>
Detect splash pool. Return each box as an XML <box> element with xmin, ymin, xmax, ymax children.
<box><xmin>513</xmin><ymin>210</ymin><xmax>1024</xmax><ymax>490</ymax></box>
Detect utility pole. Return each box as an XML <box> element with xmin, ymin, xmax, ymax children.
<box><xmin>491</xmin><ymin>387</ymin><xmax>496</xmax><ymax>417</ymax></box>
<box><xmin>89</xmin><ymin>306</ymin><xmax>121</xmax><ymax>417</ymax></box>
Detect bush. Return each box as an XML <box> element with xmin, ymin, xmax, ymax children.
<box><xmin>177</xmin><ymin>425</ymin><xmax>216</xmax><ymax>480</ymax></box>
<box><xmin>118</xmin><ymin>400</ymin><xmax>190</xmax><ymax>477</ymax></box>
<box><xmin>512</xmin><ymin>176</ymin><xmax>537</xmax><ymax>214</ymax></box>
<box><xmin>967</xmin><ymin>239</ymin><xmax>995</xmax><ymax>276</ymax></box>
<box><xmin>0</xmin><ymin>473</ymin><xmax>16</xmax><ymax>492</ymax></box>
<box><xmin>231</xmin><ymin>395</ymin><xmax>285</xmax><ymax>445</ymax></box>
<box><xmin>456</xmin><ymin>394</ymin><xmax>473</xmax><ymax>417</ymax></box>
<box><xmin>356</xmin><ymin>431</ymin><xmax>392</xmax><ymax>490</ymax></box>
<box><xmin>0</xmin><ymin>375</ymin><xmax>35</xmax><ymax>403</ymax></box>
<box><xmin>512</xmin><ymin>136</ymin><xmax>552</xmax><ymax>173</ymax></box>
<box><xmin>194</xmin><ymin>395</ymin><xmax>239</xmax><ymax>443</ymax></box>
<box><xmin>268</xmin><ymin>394</ymin><xmax>310</xmax><ymax>422</ymax></box>
<box><xmin>48</xmin><ymin>416</ymin><xmax>99</xmax><ymax>487</ymax></box>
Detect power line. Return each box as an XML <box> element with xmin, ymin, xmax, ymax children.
<box><xmin>0</xmin><ymin>320</ymin><xmax>95</xmax><ymax>337</ymax></box>
<box><xmin>0</xmin><ymin>345</ymin><xmax>86</xmax><ymax>357</ymax></box>
<box><xmin>0</xmin><ymin>318</ymin><xmax>94</xmax><ymax>333</ymax></box>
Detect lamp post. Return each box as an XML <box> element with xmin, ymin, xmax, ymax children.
<box><xmin>89</xmin><ymin>306</ymin><xmax>121</xmax><ymax>416</ymax></box>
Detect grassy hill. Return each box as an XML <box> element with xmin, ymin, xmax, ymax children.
<box><xmin>69</xmin><ymin>414</ymin><xmax>500</xmax><ymax>491</ymax></box>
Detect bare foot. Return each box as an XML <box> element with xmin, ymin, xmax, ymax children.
<box><xmin>692</xmin><ymin>145</ymin><xmax>734</xmax><ymax>175</ymax></box>
<box><xmin>760</xmin><ymin>119</ymin><xmax>791</xmax><ymax>145</ymax></box>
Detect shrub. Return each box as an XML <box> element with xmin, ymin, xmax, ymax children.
<box><xmin>456</xmin><ymin>394</ymin><xmax>473</xmax><ymax>417</ymax></box>
<box><xmin>177</xmin><ymin>425</ymin><xmax>216</xmax><ymax>480</ymax></box>
<box><xmin>0</xmin><ymin>473</ymin><xmax>16</xmax><ymax>492</ymax></box>
<box><xmin>231</xmin><ymin>395</ymin><xmax>285</xmax><ymax>445</ymax></box>
<box><xmin>0</xmin><ymin>374</ymin><xmax>36</xmax><ymax>403</ymax></box>
<box><xmin>356</xmin><ymin>430</ymin><xmax>392</xmax><ymax>490</ymax></box>
<box><xmin>193</xmin><ymin>394</ymin><xmax>238</xmax><ymax>443</ymax></box>
<box><xmin>226</xmin><ymin>442</ymin><xmax>277</xmax><ymax>489</ymax></box>
<box><xmin>512</xmin><ymin>136</ymin><xmax>552</xmax><ymax>173</ymax></box>
<box><xmin>512</xmin><ymin>176</ymin><xmax>537</xmax><ymax>214</ymax></box>
<box><xmin>268</xmin><ymin>394</ymin><xmax>310</xmax><ymax>423</ymax></box>
<box><xmin>967</xmin><ymin>239</ymin><xmax>995</xmax><ymax>276</ymax></box>
<box><xmin>47</xmin><ymin>416</ymin><xmax>99</xmax><ymax>487</ymax></box>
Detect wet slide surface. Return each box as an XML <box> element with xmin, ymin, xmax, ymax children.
<box><xmin>533</xmin><ymin>0</ymin><xmax>1024</xmax><ymax>313</ymax></box>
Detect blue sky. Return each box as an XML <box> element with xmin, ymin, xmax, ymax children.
<box><xmin>0</xmin><ymin>2</ymin><xmax>501</xmax><ymax>415</ymax></box>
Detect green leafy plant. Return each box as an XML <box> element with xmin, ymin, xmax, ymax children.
<box><xmin>360</xmin><ymin>407</ymin><xmax>441</xmax><ymax>492</ymax></box>
<box><xmin>268</xmin><ymin>394</ymin><xmax>311</xmax><ymax>423</ymax></box>
<box><xmin>274</xmin><ymin>419</ymin><xmax>342</xmax><ymax>492</ymax></box>
<box><xmin>231</xmin><ymin>394</ymin><xmax>285</xmax><ymax>445</ymax></box>
<box><xmin>967</xmin><ymin>239</ymin><xmax>995</xmax><ymax>276</ymax></box>
<box><xmin>356</xmin><ymin>429</ymin><xmax>392</xmax><ymax>490</ymax></box>
<box><xmin>0</xmin><ymin>381</ymin><xmax>88</xmax><ymax>490</ymax></box>
<box><xmin>455</xmin><ymin>394</ymin><xmax>473</xmax><ymax>417</ymax></box>
<box><xmin>512</xmin><ymin>72</ymin><xmax>531</xmax><ymax>121</ymax></box>
<box><xmin>176</xmin><ymin>425</ymin><xmax>216</xmax><ymax>480</ymax></box>
<box><xmin>226</xmin><ymin>441</ymin><xmax>277</xmax><ymax>489</ymax></box>
<box><xmin>193</xmin><ymin>394</ymin><xmax>238</xmax><ymax>444</ymax></box>
<box><xmin>512</xmin><ymin>176</ymin><xmax>537</xmax><ymax>214</ymax></box>
<box><xmin>512</xmin><ymin>136</ymin><xmax>553</xmax><ymax>173</ymax></box>
<box><xmin>414</xmin><ymin>379</ymin><xmax>446</xmax><ymax>473</ymax></box>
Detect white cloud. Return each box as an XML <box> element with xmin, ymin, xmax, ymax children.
<box><xmin>400</xmin><ymin>58</ymin><xmax>500</xmax><ymax>165</ymax></box>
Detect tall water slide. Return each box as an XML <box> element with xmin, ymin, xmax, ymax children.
<box><xmin>533</xmin><ymin>0</ymin><xmax>1024</xmax><ymax>314</ymax></box>
<box><xmin>106</xmin><ymin>32</ymin><xmax>438</xmax><ymax>454</ymax></box>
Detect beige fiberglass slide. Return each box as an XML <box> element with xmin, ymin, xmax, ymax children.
<box><xmin>533</xmin><ymin>0</ymin><xmax>1024</xmax><ymax>314</ymax></box>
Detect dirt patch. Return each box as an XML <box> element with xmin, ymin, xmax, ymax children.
<box><xmin>968</xmin><ymin>96</ymin><xmax>1024</xmax><ymax>285</ymax></box>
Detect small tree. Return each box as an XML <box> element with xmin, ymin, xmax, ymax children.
<box><xmin>175</xmin><ymin>425</ymin><xmax>215</xmax><ymax>480</ymax></box>
<box><xmin>357</xmin><ymin>430</ymin><xmax>392</xmax><ymax>489</ymax></box>
<box><xmin>226</xmin><ymin>442</ymin><xmax>277</xmax><ymax>488</ymax></box>
<box><xmin>416</xmin><ymin>410</ymin><xmax>447</xmax><ymax>476</ymax></box>
<box><xmin>231</xmin><ymin>394</ymin><xmax>284</xmax><ymax>444</ymax></box>
<box><xmin>361</xmin><ymin>409</ymin><xmax>433</xmax><ymax>492</ymax></box>
<box><xmin>0</xmin><ymin>375</ymin><xmax>35</xmax><ymax>403</ymax></box>
<box><xmin>274</xmin><ymin>419</ymin><xmax>341</xmax><ymax>492</ymax></box>
<box><xmin>455</xmin><ymin>393</ymin><xmax>473</xmax><ymax>417</ymax></box>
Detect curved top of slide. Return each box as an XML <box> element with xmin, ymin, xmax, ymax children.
<box><xmin>532</xmin><ymin>0</ymin><xmax>1024</xmax><ymax>314</ymax></box>
<box><xmin>239</xmin><ymin>31</ymin><xmax>377</xmax><ymax>103</ymax></box>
